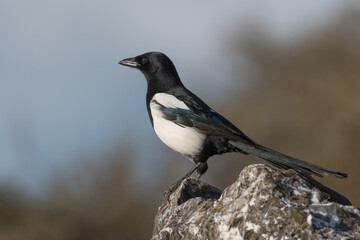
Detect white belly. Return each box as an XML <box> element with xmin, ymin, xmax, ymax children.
<box><xmin>150</xmin><ymin>93</ymin><xmax>206</xmax><ymax>159</ymax></box>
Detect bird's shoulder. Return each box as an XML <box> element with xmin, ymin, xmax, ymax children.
<box><xmin>166</xmin><ymin>87</ymin><xmax>213</xmax><ymax>117</ymax></box>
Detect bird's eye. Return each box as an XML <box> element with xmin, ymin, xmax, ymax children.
<box><xmin>141</xmin><ymin>58</ymin><xmax>148</xmax><ymax>65</ymax></box>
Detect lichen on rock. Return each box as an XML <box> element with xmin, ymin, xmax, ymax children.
<box><xmin>151</xmin><ymin>164</ymin><xmax>360</xmax><ymax>240</ymax></box>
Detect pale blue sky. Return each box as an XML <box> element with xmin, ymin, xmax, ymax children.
<box><xmin>0</xmin><ymin>0</ymin><xmax>355</xmax><ymax>194</ymax></box>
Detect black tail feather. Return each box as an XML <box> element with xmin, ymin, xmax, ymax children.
<box><xmin>229</xmin><ymin>140</ymin><xmax>347</xmax><ymax>178</ymax></box>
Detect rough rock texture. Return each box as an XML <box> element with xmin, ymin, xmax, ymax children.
<box><xmin>152</xmin><ymin>164</ymin><xmax>360</xmax><ymax>240</ymax></box>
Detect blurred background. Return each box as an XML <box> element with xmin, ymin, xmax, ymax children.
<box><xmin>1</xmin><ymin>0</ymin><xmax>360</xmax><ymax>239</ymax></box>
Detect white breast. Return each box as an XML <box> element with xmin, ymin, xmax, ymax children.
<box><xmin>150</xmin><ymin>93</ymin><xmax>206</xmax><ymax>160</ymax></box>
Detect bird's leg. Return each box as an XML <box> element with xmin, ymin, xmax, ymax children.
<box><xmin>196</xmin><ymin>162</ymin><xmax>208</xmax><ymax>179</ymax></box>
<box><xmin>167</xmin><ymin>162</ymin><xmax>202</xmax><ymax>195</ymax></box>
<box><xmin>175</xmin><ymin>162</ymin><xmax>201</xmax><ymax>184</ymax></box>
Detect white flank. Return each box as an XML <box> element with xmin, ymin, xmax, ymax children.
<box><xmin>150</xmin><ymin>93</ymin><xmax>205</xmax><ymax>159</ymax></box>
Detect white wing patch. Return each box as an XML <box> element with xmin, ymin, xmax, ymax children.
<box><xmin>150</xmin><ymin>93</ymin><xmax>205</xmax><ymax>160</ymax></box>
<box><xmin>152</xmin><ymin>92</ymin><xmax>190</xmax><ymax>110</ymax></box>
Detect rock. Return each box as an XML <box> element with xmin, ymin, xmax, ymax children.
<box><xmin>151</xmin><ymin>164</ymin><xmax>360</xmax><ymax>240</ymax></box>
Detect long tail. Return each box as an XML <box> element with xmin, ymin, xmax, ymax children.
<box><xmin>229</xmin><ymin>140</ymin><xmax>347</xmax><ymax>178</ymax></box>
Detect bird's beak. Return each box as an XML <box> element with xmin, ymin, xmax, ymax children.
<box><xmin>118</xmin><ymin>57</ymin><xmax>140</xmax><ymax>68</ymax></box>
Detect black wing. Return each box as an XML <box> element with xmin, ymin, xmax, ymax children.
<box><xmin>165</xmin><ymin>87</ymin><xmax>255</xmax><ymax>144</ymax></box>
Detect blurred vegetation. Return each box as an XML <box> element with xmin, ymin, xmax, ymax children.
<box><xmin>1</xmin><ymin>9</ymin><xmax>360</xmax><ymax>240</ymax></box>
<box><xmin>0</xmin><ymin>145</ymin><xmax>156</xmax><ymax>240</ymax></box>
<box><xmin>222</xmin><ymin>8</ymin><xmax>360</xmax><ymax>206</ymax></box>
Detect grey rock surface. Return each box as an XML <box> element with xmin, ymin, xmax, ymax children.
<box><xmin>151</xmin><ymin>164</ymin><xmax>360</xmax><ymax>240</ymax></box>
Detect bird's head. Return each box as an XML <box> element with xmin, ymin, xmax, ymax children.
<box><xmin>119</xmin><ymin>52</ymin><xmax>181</xmax><ymax>86</ymax></box>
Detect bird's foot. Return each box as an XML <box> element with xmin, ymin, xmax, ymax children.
<box><xmin>164</xmin><ymin>180</ymin><xmax>182</xmax><ymax>200</ymax></box>
<box><xmin>164</xmin><ymin>162</ymin><xmax>204</xmax><ymax>200</ymax></box>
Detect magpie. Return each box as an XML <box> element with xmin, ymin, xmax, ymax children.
<box><xmin>119</xmin><ymin>51</ymin><xmax>347</xmax><ymax>183</ymax></box>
